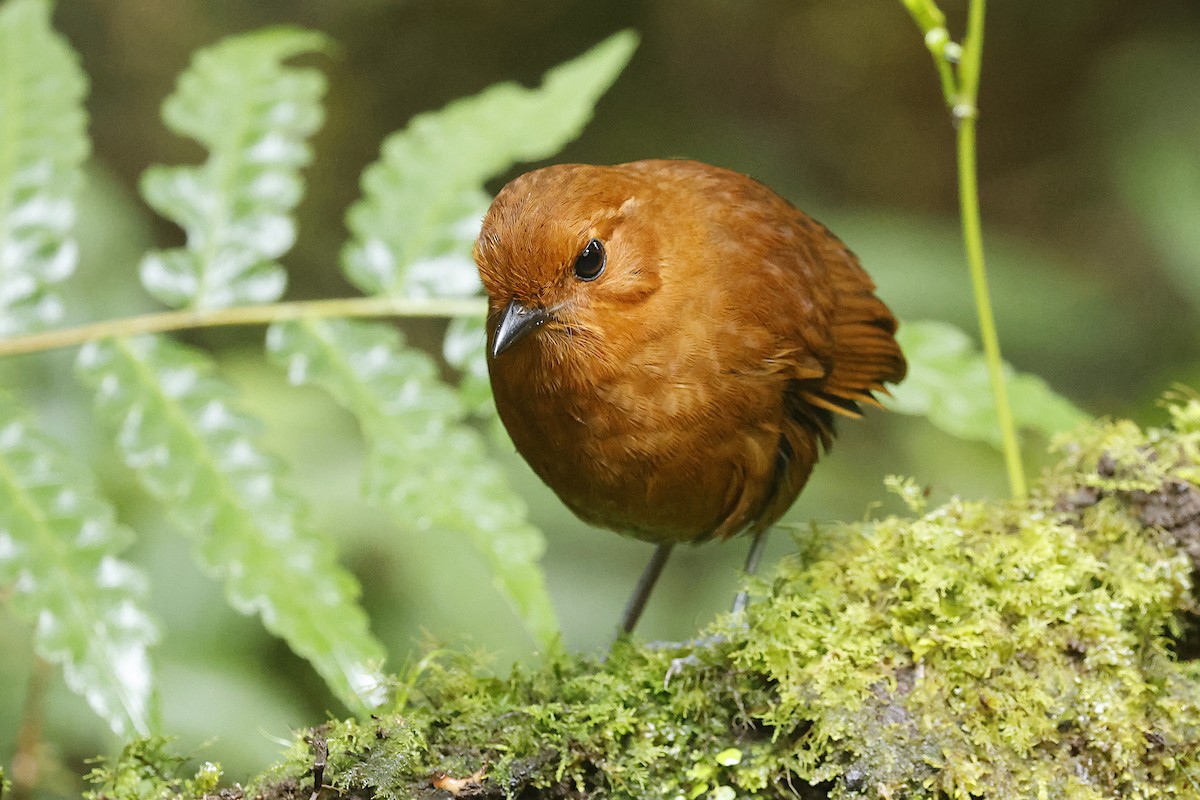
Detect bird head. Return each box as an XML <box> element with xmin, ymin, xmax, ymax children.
<box><xmin>474</xmin><ymin>164</ymin><xmax>665</xmax><ymax>363</ymax></box>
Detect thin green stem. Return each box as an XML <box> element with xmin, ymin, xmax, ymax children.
<box><xmin>930</xmin><ymin>49</ymin><xmax>957</xmax><ymax>106</ymax></box>
<box><xmin>956</xmin><ymin>114</ymin><xmax>1025</xmax><ymax>497</ymax></box>
<box><xmin>954</xmin><ymin>0</ymin><xmax>1024</xmax><ymax>498</ymax></box>
<box><xmin>901</xmin><ymin>0</ymin><xmax>1025</xmax><ymax>497</ymax></box>
<box><xmin>899</xmin><ymin>0</ymin><xmax>955</xmax><ymax>105</ymax></box>
<box><xmin>0</xmin><ymin>295</ymin><xmax>486</xmax><ymax>358</ymax></box>
<box><xmin>958</xmin><ymin>0</ymin><xmax>987</xmax><ymax>103</ymax></box>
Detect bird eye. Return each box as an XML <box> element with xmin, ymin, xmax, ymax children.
<box><xmin>573</xmin><ymin>239</ymin><xmax>606</xmax><ymax>281</ymax></box>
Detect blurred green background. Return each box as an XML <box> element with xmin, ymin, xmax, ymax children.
<box><xmin>3</xmin><ymin>0</ymin><xmax>1199</xmax><ymax>795</ymax></box>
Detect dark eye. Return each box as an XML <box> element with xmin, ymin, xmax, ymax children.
<box><xmin>573</xmin><ymin>238</ymin><xmax>606</xmax><ymax>281</ymax></box>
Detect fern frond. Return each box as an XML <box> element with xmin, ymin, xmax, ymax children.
<box><xmin>267</xmin><ymin>318</ymin><xmax>559</xmax><ymax>648</ymax></box>
<box><xmin>342</xmin><ymin>30</ymin><xmax>638</xmax><ymax>297</ymax></box>
<box><xmin>0</xmin><ymin>0</ymin><xmax>88</xmax><ymax>335</ymax></box>
<box><xmin>302</xmin><ymin>32</ymin><xmax>639</xmax><ymax>649</ymax></box>
<box><xmin>139</xmin><ymin>27</ymin><xmax>329</xmax><ymax>310</ymax></box>
<box><xmin>0</xmin><ymin>394</ymin><xmax>157</xmax><ymax>736</ymax></box>
<box><xmin>75</xmin><ymin>337</ymin><xmax>388</xmax><ymax>711</ymax></box>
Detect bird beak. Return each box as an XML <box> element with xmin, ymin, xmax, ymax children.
<box><xmin>490</xmin><ymin>298</ymin><xmax>551</xmax><ymax>358</ymax></box>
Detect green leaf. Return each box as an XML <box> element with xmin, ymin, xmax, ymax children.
<box><xmin>0</xmin><ymin>393</ymin><xmax>157</xmax><ymax>737</ymax></box>
<box><xmin>342</xmin><ymin>30</ymin><xmax>638</xmax><ymax>297</ymax></box>
<box><xmin>138</xmin><ymin>27</ymin><xmax>329</xmax><ymax>310</ymax></box>
<box><xmin>0</xmin><ymin>0</ymin><xmax>89</xmax><ymax>335</ymax></box>
<box><xmin>888</xmin><ymin>320</ymin><xmax>1089</xmax><ymax>447</ymax></box>
<box><xmin>266</xmin><ymin>318</ymin><xmax>560</xmax><ymax>648</ymax></box>
<box><xmin>75</xmin><ymin>336</ymin><xmax>387</xmax><ymax>711</ymax></box>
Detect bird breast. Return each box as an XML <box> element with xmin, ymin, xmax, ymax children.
<box><xmin>488</xmin><ymin>298</ymin><xmax>793</xmax><ymax>544</ymax></box>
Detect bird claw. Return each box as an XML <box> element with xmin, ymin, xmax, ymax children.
<box><xmin>663</xmin><ymin>653</ymin><xmax>703</xmax><ymax>689</ymax></box>
<box><xmin>649</xmin><ymin>633</ymin><xmax>731</xmax><ymax>689</ymax></box>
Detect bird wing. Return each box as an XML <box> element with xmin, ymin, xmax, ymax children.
<box><xmin>708</xmin><ymin>180</ymin><xmax>907</xmax><ymax>536</ymax></box>
<box><xmin>792</xmin><ymin>215</ymin><xmax>907</xmax><ymax>417</ymax></box>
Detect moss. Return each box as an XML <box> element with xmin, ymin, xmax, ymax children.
<box><xmin>109</xmin><ymin>400</ymin><xmax>1200</xmax><ymax>799</ymax></box>
<box><xmin>83</xmin><ymin>737</ymin><xmax>227</xmax><ymax>800</ymax></box>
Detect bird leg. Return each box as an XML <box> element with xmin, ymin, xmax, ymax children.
<box><xmin>661</xmin><ymin>530</ymin><xmax>771</xmax><ymax>686</ymax></box>
<box><xmin>616</xmin><ymin>542</ymin><xmax>674</xmax><ymax>636</ymax></box>
<box><xmin>731</xmin><ymin>528</ymin><xmax>770</xmax><ymax>617</ymax></box>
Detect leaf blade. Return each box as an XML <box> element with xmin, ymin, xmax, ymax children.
<box><xmin>75</xmin><ymin>336</ymin><xmax>388</xmax><ymax>711</ymax></box>
<box><xmin>267</xmin><ymin>318</ymin><xmax>560</xmax><ymax>648</ymax></box>
<box><xmin>138</xmin><ymin>27</ymin><xmax>329</xmax><ymax>309</ymax></box>
<box><xmin>0</xmin><ymin>394</ymin><xmax>157</xmax><ymax>736</ymax></box>
<box><xmin>343</xmin><ymin>30</ymin><xmax>638</xmax><ymax>297</ymax></box>
<box><xmin>0</xmin><ymin>0</ymin><xmax>89</xmax><ymax>335</ymax></box>
<box><xmin>888</xmin><ymin>320</ymin><xmax>1089</xmax><ymax>447</ymax></box>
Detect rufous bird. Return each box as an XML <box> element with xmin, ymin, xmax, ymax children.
<box><xmin>474</xmin><ymin>159</ymin><xmax>906</xmax><ymax>635</ymax></box>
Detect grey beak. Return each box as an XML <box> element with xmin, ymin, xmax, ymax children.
<box><xmin>490</xmin><ymin>298</ymin><xmax>550</xmax><ymax>358</ymax></box>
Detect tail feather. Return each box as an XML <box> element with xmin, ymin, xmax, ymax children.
<box><xmin>812</xmin><ymin>254</ymin><xmax>907</xmax><ymax>416</ymax></box>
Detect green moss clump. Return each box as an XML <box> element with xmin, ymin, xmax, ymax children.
<box><xmin>739</xmin><ymin>477</ymin><xmax>1194</xmax><ymax>797</ymax></box>
<box><xmin>117</xmin><ymin>401</ymin><xmax>1200</xmax><ymax>799</ymax></box>
<box><xmin>83</xmin><ymin>737</ymin><xmax>224</xmax><ymax>800</ymax></box>
<box><xmin>728</xmin><ymin>394</ymin><xmax>1200</xmax><ymax>797</ymax></box>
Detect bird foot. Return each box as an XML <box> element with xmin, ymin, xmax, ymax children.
<box><xmin>663</xmin><ymin>653</ymin><xmax>704</xmax><ymax>688</ymax></box>
<box><xmin>643</xmin><ymin>634</ymin><xmax>731</xmax><ymax>689</ymax></box>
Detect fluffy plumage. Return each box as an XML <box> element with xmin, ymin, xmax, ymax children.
<box><xmin>475</xmin><ymin>159</ymin><xmax>906</xmax><ymax>546</ymax></box>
